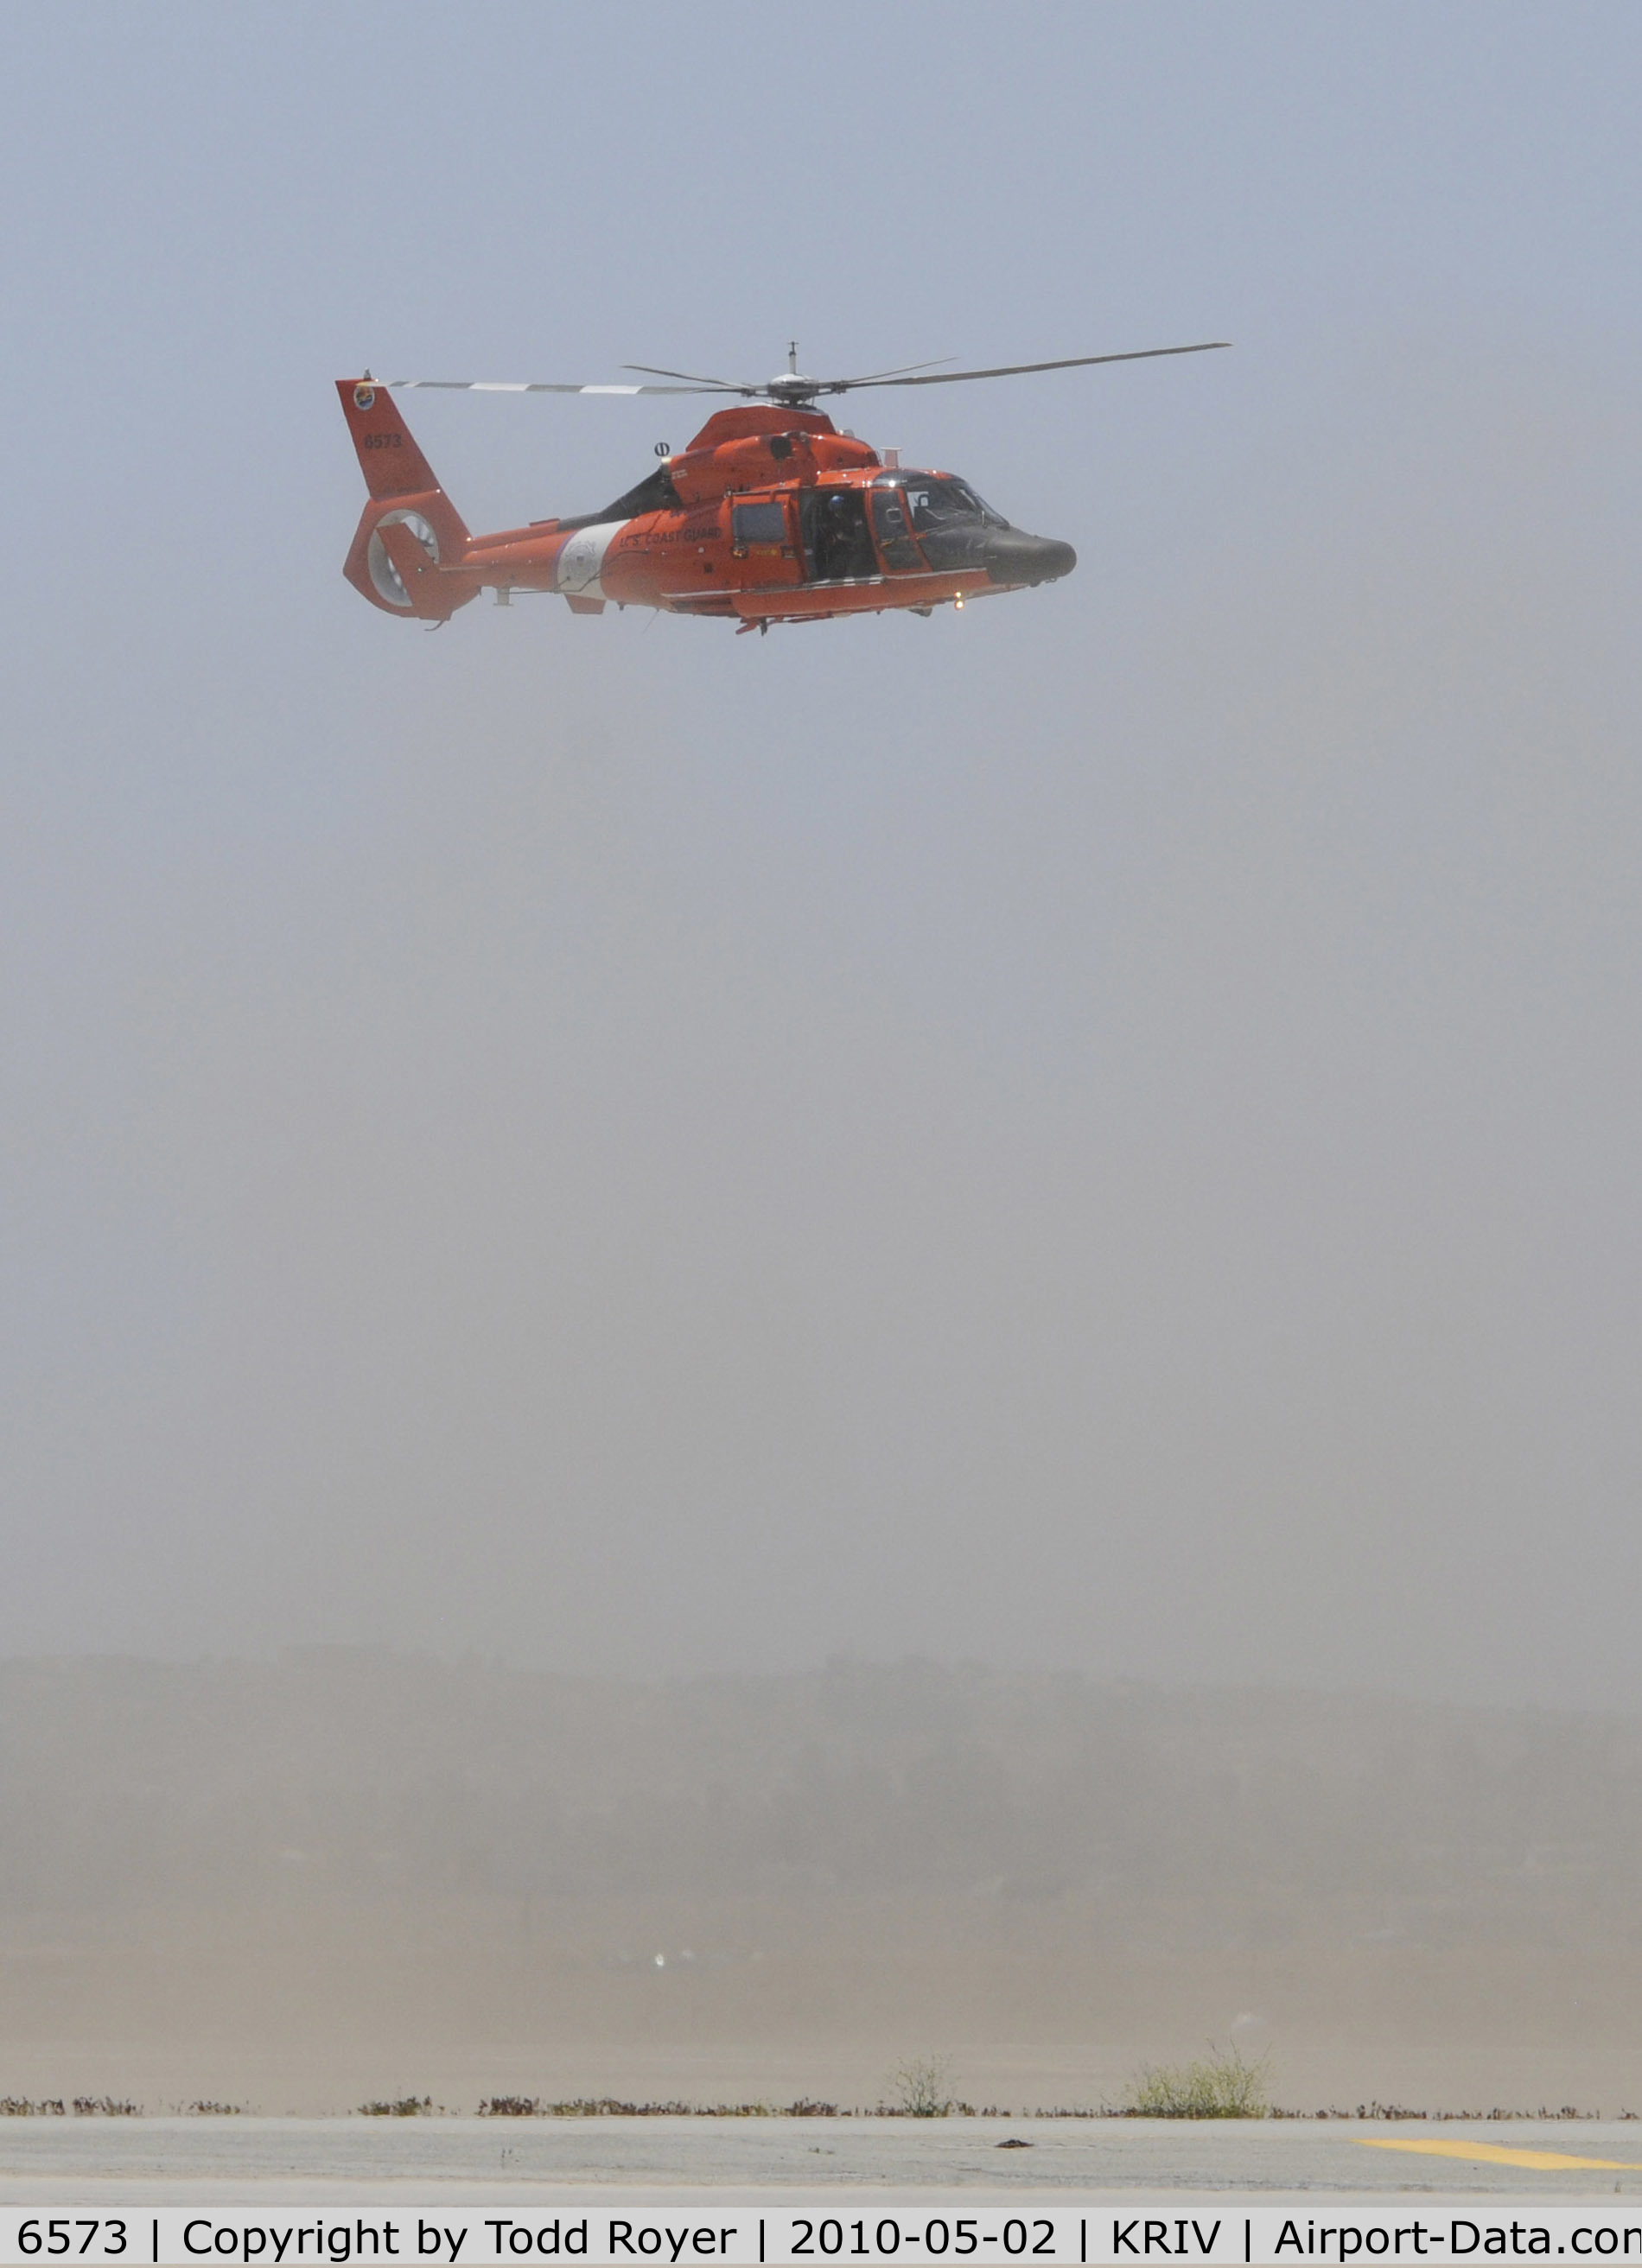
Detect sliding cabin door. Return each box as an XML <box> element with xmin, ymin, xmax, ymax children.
<box><xmin>730</xmin><ymin>493</ymin><xmax>802</xmax><ymax>589</ymax></box>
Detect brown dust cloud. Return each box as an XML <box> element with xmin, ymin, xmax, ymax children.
<box><xmin>4</xmin><ymin>10</ymin><xmax>1642</xmax><ymax>2119</ymax></box>
<box><xmin>5</xmin><ymin>1655</ymin><xmax>1642</xmax><ymax>2114</ymax></box>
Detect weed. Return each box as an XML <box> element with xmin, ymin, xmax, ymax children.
<box><xmin>358</xmin><ymin>2098</ymin><xmax>433</xmax><ymax>2117</ymax></box>
<box><xmin>888</xmin><ymin>2055</ymin><xmax>958</xmax><ymax>2119</ymax></box>
<box><xmin>1271</xmin><ymin>2102</ymin><xmax>1607</xmax><ymax>2122</ymax></box>
<box><xmin>1123</xmin><ymin>2045</ymin><xmax>1270</xmax><ymax>2119</ymax></box>
<box><xmin>541</xmin><ymin>2099</ymin><xmax>695</xmax><ymax>2117</ymax></box>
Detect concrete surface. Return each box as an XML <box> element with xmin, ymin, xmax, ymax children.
<box><xmin>5</xmin><ymin>2118</ymin><xmax>1642</xmax><ymax>2204</ymax></box>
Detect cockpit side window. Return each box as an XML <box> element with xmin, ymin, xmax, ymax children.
<box><xmin>870</xmin><ymin>483</ymin><xmax>924</xmax><ymax>572</ymax></box>
<box><xmin>903</xmin><ymin>477</ymin><xmax>1009</xmax><ymax>531</ymax></box>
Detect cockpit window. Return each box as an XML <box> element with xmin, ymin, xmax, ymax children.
<box><xmin>870</xmin><ymin>485</ymin><xmax>923</xmax><ymax>572</ymax></box>
<box><xmin>902</xmin><ymin>478</ymin><xmax>1009</xmax><ymax>530</ymax></box>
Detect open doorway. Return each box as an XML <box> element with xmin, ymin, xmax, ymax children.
<box><xmin>799</xmin><ymin>487</ymin><xmax>877</xmax><ymax>581</ymax></box>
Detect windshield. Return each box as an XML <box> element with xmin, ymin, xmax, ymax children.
<box><xmin>901</xmin><ymin>477</ymin><xmax>1009</xmax><ymax>531</ymax></box>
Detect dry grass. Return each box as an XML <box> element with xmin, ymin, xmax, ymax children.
<box><xmin>887</xmin><ymin>2055</ymin><xmax>959</xmax><ymax>2119</ymax></box>
<box><xmin>1123</xmin><ymin>2046</ymin><xmax>1271</xmax><ymax>2119</ymax></box>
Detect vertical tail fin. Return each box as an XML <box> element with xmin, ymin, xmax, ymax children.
<box><xmin>337</xmin><ymin>377</ymin><xmax>472</xmax><ymax>617</ymax></box>
<box><xmin>337</xmin><ymin>376</ymin><xmax>463</xmax><ymax>510</ymax></box>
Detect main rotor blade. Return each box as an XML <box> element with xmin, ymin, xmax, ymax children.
<box><xmin>381</xmin><ymin>378</ymin><xmax>723</xmax><ymax>396</ymax></box>
<box><xmin>621</xmin><ymin>363</ymin><xmax>751</xmax><ymax>391</ymax></box>
<box><xmin>823</xmin><ymin>341</ymin><xmax>1232</xmax><ymax>391</ymax></box>
<box><xmin>818</xmin><ymin>355</ymin><xmax>958</xmax><ymax>386</ymax></box>
<box><xmin>624</xmin><ymin>355</ymin><xmax>960</xmax><ymax>392</ymax></box>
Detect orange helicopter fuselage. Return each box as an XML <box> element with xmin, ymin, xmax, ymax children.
<box><xmin>338</xmin><ymin>384</ymin><xmax>1075</xmax><ymax>631</ymax></box>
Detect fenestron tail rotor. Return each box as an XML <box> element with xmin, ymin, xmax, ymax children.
<box><xmin>372</xmin><ymin>340</ymin><xmax>1230</xmax><ymax>410</ymax></box>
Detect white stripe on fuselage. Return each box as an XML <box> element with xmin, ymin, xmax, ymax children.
<box><xmin>555</xmin><ymin>520</ymin><xmax>627</xmax><ymax>600</ymax></box>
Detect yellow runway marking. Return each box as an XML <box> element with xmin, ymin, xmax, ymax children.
<box><xmin>1358</xmin><ymin>2138</ymin><xmax>1642</xmax><ymax>2172</ymax></box>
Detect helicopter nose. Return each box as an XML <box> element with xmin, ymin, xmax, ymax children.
<box><xmin>982</xmin><ymin>529</ymin><xmax>1077</xmax><ymax>586</ymax></box>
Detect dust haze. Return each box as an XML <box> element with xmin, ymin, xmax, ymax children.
<box><xmin>6</xmin><ymin>1652</ymin><xmax>1642</xmax><ymax>2113</ymax></box>
<box><xmin>8</xmin><ymin>343</ymin><xmax>1641</xmax><ymax>1699</ymax></box>
<box><xmin>3</xmin><ymin>8</ymin><xmax>1642</xmax><ymax>2111</ymax></box>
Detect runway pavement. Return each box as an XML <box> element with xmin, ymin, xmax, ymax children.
<box><xmin>4</xmin><ymin>2118</ymin><xmax>1642</xmax><ymax>2204</ymax></box>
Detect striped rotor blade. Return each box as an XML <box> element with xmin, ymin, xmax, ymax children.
<box><xmin>382</xmin><ymin>378</ymin><xmax>725</xmax><ymax>396</ymax></box>
<box><xmin>827</xmin><ymin>341</ymin><xmax>1232</xmax><ymax>391</ymax></box>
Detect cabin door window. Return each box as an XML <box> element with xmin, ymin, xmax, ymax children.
<box><xmin>731</xmin><ymin>497</ymin><xmax>791</xmax><ymax>555</ymax></box>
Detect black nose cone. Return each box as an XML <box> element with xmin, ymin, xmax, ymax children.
<box><xmin>983</xmin><ymin>529</ymin><xmax>1077</xmax><ymax>587</ymax></box>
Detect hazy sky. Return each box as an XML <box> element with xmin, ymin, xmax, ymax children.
<box><xmin>2</xmin><ymin>4</ymin><xmax>1639</xmax><ymax>1706</ymax></box>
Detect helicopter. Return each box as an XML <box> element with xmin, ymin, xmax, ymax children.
<box><xmin>338</xmin><ymin>340</ymin><xmax>1227</xmax><ymax>633</ymax></box>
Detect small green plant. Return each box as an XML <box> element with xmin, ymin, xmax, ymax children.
<box><xmin>1123</xmin><ymin>2045</ymin><xmax>1271</xmax><ymax>2119</ymax></box>
<box><xmin>889</xmin><ymin>2055</ymin><xmax>956</xmax><ymax>2119</ymax></box>
<box><xmin>358</xmin><ymin>2096</ymin><xmax>433</xmax><ymax>2117</ymax></box>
